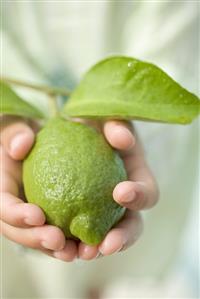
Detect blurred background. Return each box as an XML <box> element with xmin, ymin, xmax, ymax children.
<box><xmin>1</xmin><ymin>1</ymin><xmax>199</xmax><ymax>298</ymax></box>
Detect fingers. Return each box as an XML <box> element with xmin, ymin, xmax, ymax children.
<box><xmin>1</xmin><ymin>145</ymin><xmax>45</xmax><ymax>227</ymax></box>
<box><xmin>103</xmin><ymin>120</ymin><xmax>159</xmax><ymax>210</ymax></box>
<box><xmin>41</xmin><ymin>240</ymin><xmax>78</xmax><ymax>262</ymax></box>
<box><xmin>99</xmin><ymin>210</ymin><xmax>143</xmax><ymax>256</ymax></box>
<box><xmin>45</xmin><ymin>241</ymin><xmax>99</xmax><ymax>262</ymax></box>
<box><xmin>0</xmin><ymin>221</ymin><xmax>66</xmax><ymax>251</ymax></box>
<box><xmin>113</xmin><ymin>180</ymin><xmax>159</xmax><ymax>210</ymax></box>
<box><xmin>103</xmin><ymin>120</ymin><xmax>135</xmax><ymax>150</ymax></box>
<box><xmin>0</xmin><ymin>121</ymin><xmax>35</xmax><ymax>160</ymax></box>
<box><xmin>53</xmin><ymin>240</ymin><xmax>77</xmax><ymax>261</ymax></box>
<box><xmin>0</xmin><ymin>192</ymin><xmax>45</xmax><ymax>227</ymax></box>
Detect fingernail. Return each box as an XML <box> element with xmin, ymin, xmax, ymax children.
<box><xmin>99</xmin><ymin>246</ymin><xmax>121</xmax><ymax>256</ymax></box>
<box><xmin>122</xmin><ymin>127</ymin><xmax>135</xmax><ymax>147</ymax></box>
<box><xmin>10</xmin><ymin>133</ymin><xmax>28</xmax><ymax>154</ymax></box>
<box><xmin>134</xmin><ymin>182</ymin><xmax>146</xmax><ymax>197</ymax></box>
<box><xmin>123</xmin><ymin>128</ymin><xmax>135</xmax><ymax>148</ymax></box>
<box><xmin>114</xmin><ymin>127</ymin><xmax>134</xmax><ymax>148</ymax></box>
<box><xmin>24</xmin><ymin>217</ymin><xmax>36</xmax><ymax>225</ymax></box>
<box><xmin>53</xmin><ymin>251</ymin><xmax>63</xmax><ymax>259</ymax></box>
<box><xmin>41</xmin><ymin>241</ymin><xmax>54</xmax><ymax>250</ymax></box>
<box><xmin>136</xmin><ymin>181</ymin><xmax>146</xmax><ymax>187</ymax></box>
<box><xmin>115</xmin><ymin>244</ymin><xmax>124</xmax><ymax>253</ymax></box>
<box><xmin>122</xmin><ymin>190</ymin><xmax>136</xmax><ymax>203</ymax></box>
<box><xmin>94</xmin><ymin>252</ymin><xmax>101</xmax><ymax>259</ymax></box>
<box><xmin>53</xmin><ymin>251</ymin><xmax>77</xmax><ymax>261</ymax></box>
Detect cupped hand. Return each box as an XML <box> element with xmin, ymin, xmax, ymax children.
<box><xmin>78</xmin><ymin>120</ymin><xmax>159</xmax><ymax>260</ymax></box>
<box><xmin>0</xmin><ymin>117</ymin><xmax>75</xmax><ymax>261</ymax></box>
<box><xmin>0</xmin><ymin>117</ymin><xmax>159</xmax><ymax>262</ymax></box>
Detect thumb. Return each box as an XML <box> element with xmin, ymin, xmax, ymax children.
<box><xmin>0</xmin><ymin>119</ymin><xmax>35</xmax><ymax>160</ymax></box>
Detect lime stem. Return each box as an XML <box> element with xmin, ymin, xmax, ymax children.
<box><xmin>0</xmin><ymin>77</ymin><xmax>71</xmax><ymax>97</ymax></box>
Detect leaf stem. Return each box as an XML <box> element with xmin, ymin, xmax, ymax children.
<box><xmin>0</xmin><ymin>77</ymin><xmax>71</xmax><ymax>97</ymax></box>
<box><xmin>48</xmin><ymin>93</ymin><xmax>59</xmax><ymax>117</ymax></box>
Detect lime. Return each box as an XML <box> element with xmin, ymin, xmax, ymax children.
<box><xmin>23</xmin><ymin>117</ymin><xmax>126</xmax><ymax>245</ymax></box>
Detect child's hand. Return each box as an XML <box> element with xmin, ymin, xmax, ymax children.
<box><xmin>77</xmin><ymin>120</ymin><xmax>159</xmax><ymax>260</ymax></box>
<box><xmin>0</xmin><ymin>117</ymin><xmax>68</xmax><ymax>258</ymax></box>
<box><xmin>0</xmin><ymin>117</ymin><xmax>159</xmax><ymax>262</ymax></box>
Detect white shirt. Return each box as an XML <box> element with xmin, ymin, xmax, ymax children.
<box><xmin>1</xmin><ymin>1</ymin><xmax>199</xmax><ymax>298</ymax></box>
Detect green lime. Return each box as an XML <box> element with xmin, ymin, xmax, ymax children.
<box><xmin>23</xmin><ymin>117</ymin><xmax>126</xmax><ymax>245</ymax></box>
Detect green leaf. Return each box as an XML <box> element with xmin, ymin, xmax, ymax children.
<box><xmin>63</xmin><ymin>56</ymin><xmax>200</xmax><ymax>124</ymax></box>
<box><xmin>0</xmin><ymin>81</ymin><xmax>45</xmax><ymax>119</ymax></box>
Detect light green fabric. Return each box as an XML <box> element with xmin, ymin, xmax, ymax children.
<box><xmin>1</xmin><ymin>1</ymin><xmax>199</xmax><ymax>298</ymax></box>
